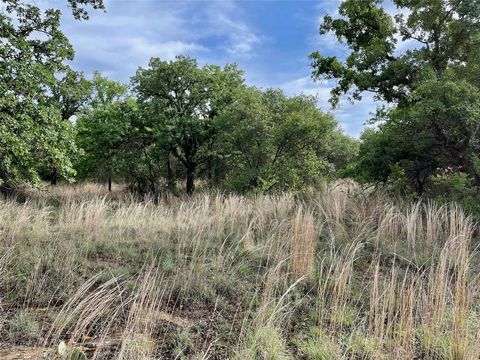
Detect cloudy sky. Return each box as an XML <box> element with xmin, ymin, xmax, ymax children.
<box><xmin>41</xmin><ymin>0</ymin><xmax>382</xmax><ymax>137</ymax></box>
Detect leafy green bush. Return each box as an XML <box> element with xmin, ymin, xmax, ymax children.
<box><xmin>428</xmin><ymin>172</ymin><xmax>480</xmax><ymax>220</ymax></box>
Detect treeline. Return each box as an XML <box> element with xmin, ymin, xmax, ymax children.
<box><xmin>2</xmin><ymin>0</ymin><xmax>480</xmax><ymax>208</ymax></box>
<box><xmin>74</xmin><ymin>57</ymin><xmax>357</xmax><ymax>195</ymax></box>
<box><xmin>0</xmin><ymin>0</ymin><xmax>356</xmax><ymax>196</ymax></box>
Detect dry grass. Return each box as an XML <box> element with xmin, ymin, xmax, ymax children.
<box><xmin>0</xmin><ymin>182</ymin><xmax>479</xmax><ymax>359</ymax></box>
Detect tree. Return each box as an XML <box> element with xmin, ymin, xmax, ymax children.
<box><xmin>90</xmin><ymin>71</ymin><xmax>128</xmax><ymax>110</ymax></box>
<box><xmin>46</xmin><ymin>69</ymin><xmax>128</xmax><ymax>186</ymax></box>
<box><xmin>41</xmin><ymin>68</ymin><xmax>93</xmax><ymax>185</ymax></box>
<box><xmin>51</xmin><ymin>68</ymin><xmax>92</xmax><ymax>121</ymax></box>
<box><xmin>74</xmin><ymin>74</ymin><xmax>129</xmax><ymax>190</ymax></box>
<box><xmin>215</xmin><ymin>87</ymin><xmax>271</xmax><ymax>190</ymax></box>
<box><xmin>393</xmin><ymin>77</ymin><xmax>480</xmax><ymax>188</ymax></box>
<box><xmin>353</xmin><ymin>125</ymin><xmax>432</xmax><ymax>193</ymax></box>
<box><xmin>0</xmin><ymin>0</ymin><xmax>104</xmax><ymax>193</ymax></box>
<box><xmin>311</xmin><ymin>0</ymin><xmax>480</xmax><ymax>192</ymax></box>
<box><xmin>217</xmin><ymin>87</ymin><xmax>341</xmax><ymax>192</ymax></box>
<box><xmin>132</xmin><ymin>55</ymin><xmax>244</xmax><ymax>195</ymax></box>
<box><xmin>76</xmin><ymin>100</ymin><xmax>135</xmax><ymax>191</ymax></box>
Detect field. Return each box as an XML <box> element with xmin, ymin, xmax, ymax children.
<box><xmin>1</xmin><ymin>183</ymin><xmax>479</xmax><ymax>359</ymax></box>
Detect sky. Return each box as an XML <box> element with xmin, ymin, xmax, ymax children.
<box><xmin>39</xmin><ymin>0</ymin><xmax>383</xmax><ymax>137</ymax></box>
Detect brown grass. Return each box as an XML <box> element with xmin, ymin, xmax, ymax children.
<box><xmin>0</xmin><ymin>181</ymin><xmax>478</xmax><ymax>359</ymax></box>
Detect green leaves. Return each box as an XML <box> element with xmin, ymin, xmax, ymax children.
<box><xmin>311</xmin><ymin>0</ymin><xmax>480</xmax><ymax>104</ymax></box>
<box><xmin>316</xmin><ymin>0</ymin><xmax>480</xmax><ymax>193</ymax></box>
<box><xmin>67</xmin><ymin>0</ymin><xmax>105</xmax><ymax>20</ymax></box>
<box><xmin>132</xmin><ymin>55</ymin><xmax>244</xmax><ymax>194</ymax></box>
<box><xmin>0</xmin><ymin>1</ymin><xmax>102</xmax><ymax>191</ymax></box>
<box><xmin>75</xmin><ymin>100</ymin><xmax>136</xmax><ymax>184</ymax></box>
<box><xmin>311</xmin><ymin>0</ymin><xmax>398</xmax><ymax>105</ymax></box>
<box><xmin>217</xmin><ymin>87</ymin><xmax>345</xmax><ymax>193</ymax></box>
<box><xmin>90</xmin><ymin>71</ymin><xmax>128</xmax><ymax>110</ymax></box>
<box><xmin>51</xmin><ymin>68</ymin><xmax>93</xmax><ymax>120</ymax></box>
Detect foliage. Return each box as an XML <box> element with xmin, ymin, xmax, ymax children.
<box><xmin>38</xmin><ymin>68</ymin><xmax>93</xmax><ymax>184</ymax></box>
<box><xmin>51</xmin><ymin>68</ymin><xmax>93</xmax><ymax>121</ymax></box>
<box><xmin>132</xmin><ymin>55</ymin><xmax>244</xmax><ymax>195</ymax></box>
<box><xmin>311</xmin><ymin>0</ymin><xmax>480</xmax><ymax>195</ymax></box>
<box><xmin>428</xmin><ymin>171</ymin><xmax>480</xmax><ymax>219</ymax></box>
<box><xmin>0</xmin><ymin>0</ymin><xmax>102</xmax><ymax>192</ymax></box>
<box><xmin>1</xmin><ymin>0</ymin><xmax>358</xmax><ymax>196</ymax></box>
<box><xmin>323</xmin><ymin>132</ymin><xmax>359</xmax><ymax>177</ymax></box>
<box><xmin>73</xmin><ymin>72</ymin><xmax>129</xmax><ymax>189</ymax></box>
<box><xmin>75</xmin><ymin>100</ymin><xmax>135</xmax><ymax>189</ymax></box>
<box><xmin>73</xmin><ymin>59</ymin><xmax>356</xmax><ymax>195</ymax></box>
<box><xmin>217</xmin><ymin>87</ymin><xmax>343</xmax><ymax>193</ymax></box>
<box><xmin>90</xmin><ymin>71</ymin><xmax>128</xmax><ymax>109</ymax></box>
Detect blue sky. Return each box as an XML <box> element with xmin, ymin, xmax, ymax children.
<box><xmin>44</xmin><ymin>0</ymin><xmax>381</xmax><ymax>137</ymax></box>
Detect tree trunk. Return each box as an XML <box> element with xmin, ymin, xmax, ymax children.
<box><xmin>166</xmin><ymin>154</ymin><xmax>176</xmax><ymax>194</ymax></box>
<box><xmin>150</xmin><ymin>178</ymin><xmax>156</xmax><ymax>195</ymax></box>
<box><xmin>206</xmin><ymin>158</ymin><xmax>214</xmax><ymax>183</ymax></box>
<box><xmin>108</xmin><ymin>176</ymin><xmax>112</xmax><ymax>192</ymax></box>
<box><xmin>51</xmin><ymin>168</ymin><xmax>58</xmax><ymax>186</ymax></box>
<box><xmin>186</xmin><ymin>165</ymin><xmax>195</xmax><ymax>196</ymax></box>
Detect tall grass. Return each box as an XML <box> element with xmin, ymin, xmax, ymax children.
<box><xmin>0</xmin><ymin>182</ymin><xmax>478</xmax><ymax>359</ymax></box>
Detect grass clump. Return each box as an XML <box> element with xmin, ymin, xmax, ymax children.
<box><xmin>244</xmin><ymin>325</ymin><xmax>290</xmax><ymax>360</ymax></box>
<box><xmin>295</xmin><ymin>327</ymin><xmax>341</xmax><ymax>360</ymax></box>
<box><xmin>7</xmin><ymin>310</ymin><xmax>40</xmax><ymax>344</ymax></box>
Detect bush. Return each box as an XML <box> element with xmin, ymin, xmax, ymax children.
<box><xmin>428</xmin><ymin>171</ymin><xmax>480</xmax><ymax>220</ymax></box>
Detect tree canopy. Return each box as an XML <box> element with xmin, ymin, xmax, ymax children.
<box><xmin>217</xmin><ymin>87</ymin><xmax>347</xmax><ymax>192</ymax></box>
<box><xmin>131</xmin><ymin>56</ymin><xmax>245</xmax><ymax>195</ymax></box>
<box><xmin>0</xmin><ymin>0</ymin><xmax>103</xmax><ymax>192</ymax></box>
<box><xmin>311</xmin><ymin>0</ymin><xmax>480</xmax><ymax>194</ymax></box>
<box><xmin>73</xmin><ymin>55</ymin><xmax>353</xmax><ymax>196</ymax></box>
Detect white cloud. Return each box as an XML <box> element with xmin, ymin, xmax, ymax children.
<box><xmin>226</xmin><ymin>29</ymin><xmax>261</xmax><ymax>57</ymax></box>
<box><xmin>202</xmin><ymin>1</ymin><xmax>263</xmax><ymax>58</ymax></box>
<box><xmin>126</xmin><ymin>38</ymin><xmax>208</xmax><ymax>62</ymax></box>
<box><xmin>281</xmin><ymin>76</ymin><xmax>332</xmax><ymax>109</ymax></box>
<box><xmin>46</xmin><ymin>0</ymin><xmax>263</xmax><ymax>80</ymax></box>
<box><xmin>335</xmin><ymin>93</ymin><xmax>378</xmax><ymax>138</ymax></box>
